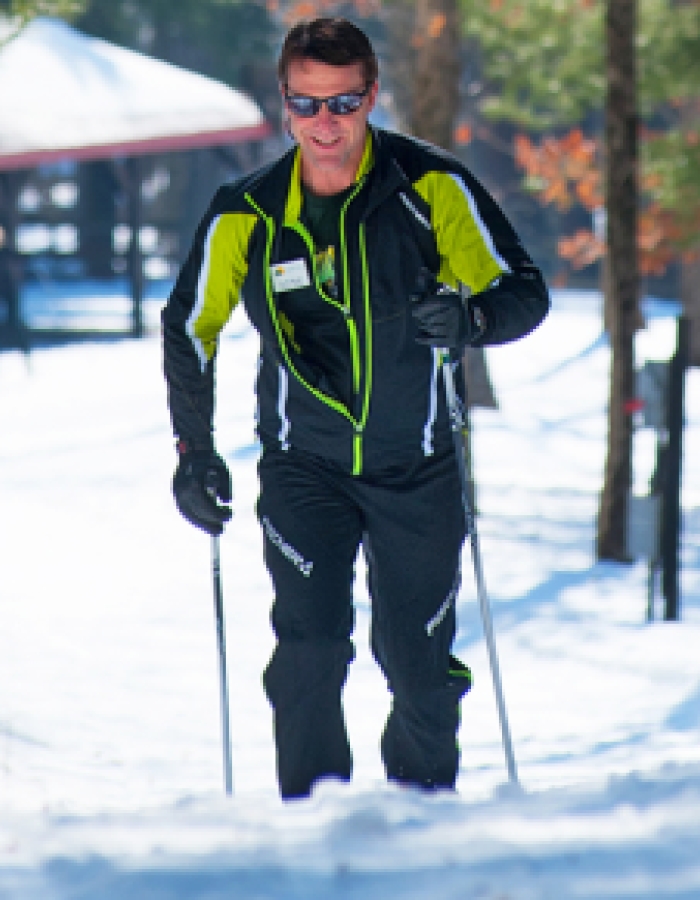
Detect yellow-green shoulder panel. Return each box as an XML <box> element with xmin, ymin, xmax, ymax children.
<box><xmin>187</xmin><ymin>212</ymin><xmax>257</xmax><ymax>364</ymax></box>
<box><xmin>414</xmin><ymin>171</ymin><xmax>509</xmax><ymax>294</ymax></box>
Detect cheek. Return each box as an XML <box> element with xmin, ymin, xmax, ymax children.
<box><xmin>290</xmin><ymin>121</ymin><xmax>312</xmax><ymax>144</ymax></box>
<box><xmin>295</xmin><ymin>120</ymin><xmax>319</xmax><ymax>137</ymax></box>
<box><xmin>347</xmin><ymin>120</ymin><xmax>365</xmax><ymax>144</ymax></box>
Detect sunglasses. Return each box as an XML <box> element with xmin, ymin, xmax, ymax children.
<box><xmin>284</xmin><ymin>85</ymin><xmax>371</xmax><ymax>118</ymax></box>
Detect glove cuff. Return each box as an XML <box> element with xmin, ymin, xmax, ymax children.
<box><xmin>175</xmin><ymin>436</ymin><xmax>215</xmax><ymax>458</ymax></box>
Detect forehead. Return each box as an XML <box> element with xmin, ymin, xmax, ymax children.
<box><xmin>285</xmin><ymin>58</ymin><xmax>366</xmax><ymax>94</ymax></box>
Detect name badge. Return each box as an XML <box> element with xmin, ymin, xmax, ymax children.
<box><xmin>270</xmin><ymin>259</ymin><xmax>311</xmax><ymax>292</ymax></box>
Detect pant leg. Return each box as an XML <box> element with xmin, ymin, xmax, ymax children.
<box><xmin>257</xmin><ymin>447</ymin><xmax>363</xmax><ymax>799</ymax></box>
<box><xmin>359</xmin><ymin>450</ymin><xmax>472</xmax><ymax>790</ymax></box>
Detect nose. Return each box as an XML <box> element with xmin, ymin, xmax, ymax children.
<box><xmin>314</xmin><ymin>102</ymin><xmax>337</xmax><ymax>126</ymax></box>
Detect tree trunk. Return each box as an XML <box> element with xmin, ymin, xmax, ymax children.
<box><xmin>596</xmin><ymin>0</ymin><xmax>639</xmax><ymax>561</ymax></box>
<box><xmin>408</xmin><ymin>0</ymin><xmax>497</xmax><ymax>408</ymax></box>
<box><xmin>681</xmin><ymin>255</ymin><xmax>700</xmax><ymax>368</ymax></box>
<box><xmin>78</xmin><ymin>161</ymin><xmax>117</xmax><ymax>280</ymax></box>
<box><xmin>0</xmin><ymin>172</ymin><xmax>27</xmax><ymax>351</ymax></box>
<box><xmin>126</xmin><ymin>157</ymin><xmax>144</xmax><ymax>338</ymax></box>
<box><xmin>410</xmin><ymin>0</ymin><xmax>460</xmax><ymax>151</ymax></box>
<box><xmin>462</xmin><ymin>346</ymin><xmax>498</xmax><ymax>409</ymax></box>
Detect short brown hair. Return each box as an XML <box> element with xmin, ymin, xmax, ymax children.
<box><xmin>278</xmin><ymin>17</ymin><xmax>378</xmax><ymax>88</ymax></box>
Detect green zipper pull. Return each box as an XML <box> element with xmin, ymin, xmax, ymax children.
<box><xmin>352</xmin><ymin>423</ymin><xmax>364</xmax><ymax>476</ymax></box>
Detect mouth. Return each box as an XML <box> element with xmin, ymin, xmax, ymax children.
<box><xmin>311</xmin><ymin>136</ymin><xmax>341</xmax><ymax>149</ymax></box>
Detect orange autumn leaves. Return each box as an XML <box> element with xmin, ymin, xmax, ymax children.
<box><xmin>268</xmin><ymin>0</ymin><xmax>381</xmax><ymax>19</ymax></box>
<box><xmin>268</xmin><ymin>0</ymin><xmax>692</xmax><ymax>278</ymax></box>
<box><xmin>515</xmin><ymin>128</ymin><xmax>696</xmax><ymax>276</ymax></box>
<box><xmin>515</xmin><ymin>130</ymin><xmax>601</xmax><ymax>212</ymax></box>
<box><xmin>515</xmin><ymin>129</ymin><xmax>605</xmax><ymax>272</ymax></box>
<box><xmin>412</xmin><ymin>12</ymin><xmax>448</xmax><ymax>47</ymax></box>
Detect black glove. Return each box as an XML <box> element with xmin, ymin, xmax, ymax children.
<box><xmin>410</xmin><ymin>267</ymin><xmax>486</xmax><ymax>350</ymax></box>
<box><xmin>172</xmin><ymin>439</ymin><xmax>232</xmax><ymax>536</ymax></box>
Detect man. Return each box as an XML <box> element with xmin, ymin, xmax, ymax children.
<box><xmin>162</xmin><ymin>17</ymin><xmax>549</xmax><ymax>800</ymax></box>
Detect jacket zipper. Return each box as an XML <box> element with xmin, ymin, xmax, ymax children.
<box><xmin>354</xmin><ymin>220</ymin><xmax>372</xmax><ymax>474</ymax></box>
<box><xmin>245</xmin><ymin>190</ymin><xmax>372</xmax><ymax>475</ymax></box>
<box><xmin>288</xmin><ymin>220</ymin><xmax>361</xmax><ymax>398</ymax></box>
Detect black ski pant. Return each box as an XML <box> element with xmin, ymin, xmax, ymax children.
<box><xmin>257</xmin><ymin>444</ymin><xmax>472</xmax><ymax>800</ymax></box>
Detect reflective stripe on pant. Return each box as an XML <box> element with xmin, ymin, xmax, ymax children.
<box><xmin>257</xmin><ymin>444</ymin><xmax>470</xmax><ymax>798</ymax></box>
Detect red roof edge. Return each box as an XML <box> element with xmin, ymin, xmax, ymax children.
<box><xmin>0</xmin><ymin>121</ymin><xmax>273</xmax><ymax>172</ymax></box>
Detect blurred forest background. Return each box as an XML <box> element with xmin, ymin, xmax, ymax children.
<box><xmin>3</xmin><ymin>0</ymin><xmax>699</xmax><ymax>299</ymax></box>
<box><xmin>1</xmin><ymin>0</ymin><xmax>698</xmax><ymax>567</ymax></box>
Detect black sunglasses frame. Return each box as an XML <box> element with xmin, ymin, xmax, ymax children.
<box><xmin>283</xmin><ymin>85</ymin><xmax>372</xmax><ymax>118</ymax></box>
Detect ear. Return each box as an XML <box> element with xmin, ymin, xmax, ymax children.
<box><xmin>366</xmin><ymin>80</ymin><xmax>379</xmax><ymax>114</ymax></box>
<box><xmin>279</xmin><ymin>84</ymin><xmax>295</xmax><ymax>141</ymax></box>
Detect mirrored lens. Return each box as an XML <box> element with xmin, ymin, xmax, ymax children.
<box><xmin>285</xmin><ymin>88</ymin><xmax>368</xmax><ymax>118</ymax></box>
<box><xmin>285</xmin><ymin>95</ymin><xmax>322</xmax><ymax>117</ymax></box>
<box><xmin>326</xmin><ymin>93</ymin><xmax>365</xmax><ymax>115</ymax></box>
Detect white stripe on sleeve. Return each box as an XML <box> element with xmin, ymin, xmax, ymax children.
<box><xmin>449</xmin><ymin>174</ymin><xmax>511</xmax><ymax>276</ymax></box>
<box><xmin>186</xmin><ymin>214</ymin><xmax>220</xmax><ymax>373</ymax></box>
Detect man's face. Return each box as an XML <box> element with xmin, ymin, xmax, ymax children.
<box><xmin>283</xmin><ymin>58</ymin><xmax>377</xmax><ymax>193</ymax></box>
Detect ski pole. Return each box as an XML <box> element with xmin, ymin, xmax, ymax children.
<box><xmin>210</xmin><ymin>532</ymin><xmax>233</xmax><ymax>795</ymax></box>
<box><xmin>441</xmin><ymin>349</ymin><xmax>520</xmax><ymax>787</ymax></box>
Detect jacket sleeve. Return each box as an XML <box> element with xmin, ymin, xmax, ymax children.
<box><xmin>161</xmin><ymin>186</ymin><xmax>256</xmax><ymax>449</ymax></box>
<box><xmin>415</xmin><ymin>167</ymin><xmax>550</xmax><ymax>347</ymax></box>
<box><xmin>466</xmin><ymin>264</ymin><xmax>550</xmax><ymax>348</ymax></box>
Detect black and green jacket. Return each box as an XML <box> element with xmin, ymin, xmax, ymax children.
<box><xmin>163</xmin><ymin>126</ymin><xmax>549</xmax><ymax>476</ymax></box>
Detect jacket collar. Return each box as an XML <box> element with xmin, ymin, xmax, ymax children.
<box><xmin>362</xmin><ymin>126</ymin><xmax>412</xmax><ymax>219</ymax></box>
<box><xmin>245</xmin><ymin>127</ymin><xmax>409</xmax><ymax>223</ymax></box>
<box><xmin>281</xmin><ymin>132</ymin><xmax>374</xmax><ymax>225</ymax></box>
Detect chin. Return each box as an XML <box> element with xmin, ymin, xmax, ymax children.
<box><xmin>311</xmin><ymin>150</ymin><xmax>346</xmax><ymax>168</ymax></box>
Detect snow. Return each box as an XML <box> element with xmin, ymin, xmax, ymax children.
<box><xmin>1</xmin><ymin>286</ymin><xmax>699</xmax><ymax>899</ymax></box>
<box><xmin>0</xmin><ymin>18</ymin><xmax>266</xmax><ymax>165</ymax></box>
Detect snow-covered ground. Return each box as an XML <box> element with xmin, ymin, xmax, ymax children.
<box><xmin>1</xmin><ymin>286</ymin><xmax>699</xmax><ymax>899</ymax></box>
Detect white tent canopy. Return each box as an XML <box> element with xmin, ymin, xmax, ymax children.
<box><xmin>0</xmin><ymin>17</ymin><xmax>270</xmax><ymax>171</ymax></box>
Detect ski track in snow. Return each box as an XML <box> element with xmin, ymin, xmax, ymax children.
<box><xmin>1</xmin><ymin>286</ymin><xmax>699</xmax><ymax>899</ymax></box>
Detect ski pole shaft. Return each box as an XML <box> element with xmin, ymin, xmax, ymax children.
<box><xmin>442</xmin><ymin>352</ymin><xmax>519</xmax><ymax>787</ymax></box>
<box><xmin>211</xmin><ymin>533</ymin><xmax>233</xmax><ymax>795</ymax></box>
